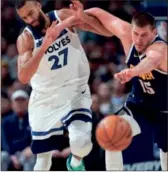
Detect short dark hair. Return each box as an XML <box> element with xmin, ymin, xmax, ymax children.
<box><xmin>15</xmin><ymin>0</ymin><xmax>37</xmax><ymax>9</ymax></box>
<box><xmin>132</xmin><ymin>12</ymin><xmax>156</xmax><ymax>29</ymax></box>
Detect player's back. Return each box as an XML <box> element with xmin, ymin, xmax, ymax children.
<box><xmin>24</xmin><ymin>10</ymin><xmax>90</xmax><ymax>106</ymax></box>
<box><xmin>126</xmin><ymin>35</ymin><xmax>167</xmax><ymax>111</ymax></box>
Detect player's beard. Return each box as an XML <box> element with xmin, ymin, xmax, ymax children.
<box><xmin>28</xmin><ymin>12</ymin><xmax>46</xmax><ymax>32</ymax></box>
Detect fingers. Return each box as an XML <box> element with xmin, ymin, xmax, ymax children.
<box><xmin>73</xmin><ymin>0</ymin><xmax>83</xmax><ymax>9</ymax></box>
<box><xmin>46</xmin><ymin>21</ymin><xmax>58</xmax><ymax>36</ymax></box>
<box><xmin>57</xmin><ymin>16</ymin><xmax>75</xmax><ymax>30</ymax></box>
<box><xmin>114</xmin><ymin>73</ymin><xmax>118</xmax><ymax>79</ymax></box>
<box><xmin>69</xmin><ymin>3</ymin><xmax>74</xmax><ymax>10</ymax></box>
<box><xmin>71</xmin><ymin>0</ymin><xmax>82</xmax><ymax>7</ymax></box>
<box><xmin>50</xmin><ymin>20</ymin><xmax>57</xmax><ymax>29</ymax></box>
<box><xmin>114</xmin><ymin>72</ymin><xmax>126</xmax><ymax>84</ymax></box>
<box><xmin>70</xmin><ymin>0</ymin><xmax>83</xmax><ymax>10</ymax></box>
<box><xmin>115</xmin><ymin>70</ymin><xmax>132</xmax><ymax>84</ymax></box>
<box><xmin>46</xmin><ymin>34</ymin><xmax>53</xmax><ymax>43</ymax></box>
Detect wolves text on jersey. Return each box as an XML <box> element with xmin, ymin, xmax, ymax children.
<box><xmin>45</xmin><ymin>35</ymin><xmax>71</xmax><ymax>54</ymax></box>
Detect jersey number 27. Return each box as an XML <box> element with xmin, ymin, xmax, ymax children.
<box><xmin>48</xmin><ymin>48</ymin><xmax>68</xmax><ymax>70</ymax></box>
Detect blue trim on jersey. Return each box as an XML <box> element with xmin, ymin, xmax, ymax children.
<box><xmin>48</xmin><ymin>11</ymin><xmax>57</xmax><ymax>21</ymax></box>
<box><xmin>31</xmin><ymin>109</ymin><xmax>92</xmax><ymax>136</ymax></box>
<box><xmin>36</xmin><ymin>38</ymin><xmax>43</xmax><ymax>47</ymax></box>
<box><xmin>63</xmin><ymin>114</ymin><xmax>92</xmax><ymax>127</ymax></box>
<box><xmin>32</xmin><ymin>126</ymin><xmax>64</xmax><ymax>136</ymax></box>
<box><xmin>27</xmin><ymin>25</ymin><xmax>44</xmax><ymax>40</ymax></box>
<box><xmin>26</xmin><ymin>10</ymin><xmax>69</xmax><ymax>48</ymax></box>
<box><xmin>35</xmin><ymin>29</ymin><xmax>68</xmax><ymax>48</ymax></box>
<box><xmin>153</xmin><ymin>35</ymin><xmax>167</xmax><ymax>44</ymax></box>
<box><xmin>57</xmin><ymin>29</ymin><xmax>68</xmax><ymax>39</ymax></box>
<box><xmin>61</xmin><ymin>108</ymin><xmax>92</xmax><ymax>121</ymax></box>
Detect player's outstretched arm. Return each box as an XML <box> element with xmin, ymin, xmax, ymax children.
<box><xmin>68</xmin><ymin>0</ymin><xmax>112</xmax><ymax>37</ymax></box>
<box><xmin>57</xmin><ymin>6</ymin><xmax>112</xmax><ymax>37</ymax></box>
<box><xmin>129</xmin><ymin>42</ymin><xmax>167</xmax><ymax>76</ymax></box>
<box><xmin>114</xmin><ymin>42</ymin><xmax>167</xmax><ymax>84</ymax></box>
<box><xmin>17</xmin><ymin>21</ymin><xmax>64</xmax><ymax>84</ymax></box>
<box><xmin>85</xmin><ymin>7</ymin><xmax>132</xmax><ymax>39</ymax></box>
<box><xmin>85</xmin><ymin>7</ymin><xmax>133</xmax><ymax>55</ymax></box>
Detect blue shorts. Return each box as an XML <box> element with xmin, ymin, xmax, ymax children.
<box><xmin>116</xmin><ymin>100</ymin><xmax>168</xmax><ymax>152</ymax></box>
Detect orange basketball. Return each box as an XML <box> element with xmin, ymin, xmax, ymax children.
<box><xmin>96</xmin><ymin>115</ymin><xmax>132</xmax><ymax>151</ymax></box>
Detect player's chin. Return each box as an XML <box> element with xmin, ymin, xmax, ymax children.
<box><xmin>32</xmin><ymin>21</ymin><xmax>40</xmax><ymax>27</ymax></box>
<box><xmin>135</xmin><ymin>45</ymin><xmax>144</xmax><ymax>52</ymax></box>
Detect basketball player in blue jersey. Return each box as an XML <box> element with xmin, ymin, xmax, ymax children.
<box><xmin>70</xmin><ymin>1</ymin><xmax>168</xmax><ymax>171</ymax></box>
<box><xmin>15</xmin><ymin>0</ymin><xmax>112</xmax><ymax>171</ymax></box>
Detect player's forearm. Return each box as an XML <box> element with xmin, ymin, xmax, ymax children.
<box><xmin>76</xmin><ymin>22</ymin><xmax>111</xmax><ymax>36</ymax></box>
<box><xmin>18</xmin><ymin>48</ymin><xmax>45</xmax><ymax>84</ymax></box>
<box><xmin>130</xmin><ymin>56</ymin><xmax>160</xmax><ymax>77</ymax></box>
<box><xmin>85</xmin><ymin>8</ymin><xmax>131</xmax><ymax>38</ymax></box>
<box><xmin>82</xmin><ymin>12</ymin><xmax>113</xmax><ymax>36</ymax></box>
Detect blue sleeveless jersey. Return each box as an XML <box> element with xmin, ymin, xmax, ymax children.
<box><xmin>126</xmin><ymin>35</ymin><xmax>167</xmax><ymax>111</ymax></box>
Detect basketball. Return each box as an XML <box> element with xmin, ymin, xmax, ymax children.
<box><xmin>96</xmin><ymin>115</ymin><xmax>132</xmax><ymax>151</ymax></box>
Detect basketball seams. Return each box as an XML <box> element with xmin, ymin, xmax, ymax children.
<box><xmin>96</xmin><ymin>122</ymin><xmax>111</xmax><ymax>144</ymax></box>
<box><xmin>108</xmin><ymin>115</ymin><xmax>118</xmax><ymax>143</ymax></box>
<box><xmin>102</xmin><ymin>121</ymin><xmax>111</xmax><ymax>143</ymax></box>
<box><xmin>111</xmin><ymin>118</ymin><xmax>132</xmax><ymax>145</ymax></box>
<box><xmin>106</xmin><ymin>118</ymin><xmax>132</xmax><ymax>151</ymax></box>
<box><xmin>96</xmin><ymin>115</ymin><xmax>133</xmax><ymax>151</ymax></box>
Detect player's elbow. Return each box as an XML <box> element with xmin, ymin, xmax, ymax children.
<box><xmin>105</xmin><ymin>32</ymin><xmax>113</xmax><ymax>37</ymax></box>
<box><xmin>84</xmin><ymin>7</ymin><xmax>104</xmax><ymax>17</ymax></box>
<box><xmin>18</xmin><ymin>77</ymin><xmax>29</xmax><ymax>85</ymax></box>
<box><xmin>85</xmin><ymin>7</ymin><xmax>100</xmax><ymax>13</ymax></box>
<box><xmin>18</xmin><ymin>74</ymin><xmax>29</xmax><ymax>84</ymax></box>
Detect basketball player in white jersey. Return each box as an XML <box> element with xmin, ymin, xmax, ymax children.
<box><xmin>16</xmin><ymin>0</ymin><xmax>112</xmax><ymax>170</ymax></box>
<box><xmin>70</xmin><ymin>1</ymin><xmax>168</xmax><ymax>171</ymax></box>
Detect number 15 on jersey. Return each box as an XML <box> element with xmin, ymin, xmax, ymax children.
<box><xmin>139</xmin><ymin>79</ymin><xmax>155</xmax><ymax>95</ymax></box>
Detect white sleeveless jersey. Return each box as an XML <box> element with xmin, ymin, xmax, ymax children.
<box><xmin>25</xmin><ymin>11</ymin><xmax>90</xmax><ymax>102</ymax></box>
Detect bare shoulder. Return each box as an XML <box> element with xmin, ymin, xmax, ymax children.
<box><xmin>146</xmin><ymin>41</ymin><xmax>167</xmax><ymax>70</ymax></box>
<box><xmin>147</xmin><ymin>41</ymin><xmax>167</xmax><ymax>53</ymax></box>
<box><xmin>17</xmin><ymin>30</ymin><xmax>34</xmax><ymax>55</ymax></box>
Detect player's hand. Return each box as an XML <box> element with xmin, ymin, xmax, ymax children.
<box><xmin>42</xmin><ymin>21</ymin><xmax>58</xmax><ymax>51</ymax></box>
<box><xmin>60</xmin><ymin>147</ymin><xmax>71</xmax><ymax>158</ymax></box>
<box><xmin>11</xmin><ymin>155</ymin><xmax>21</xmax><ymax>169</ymax></box>
<box><xmin>52</xmin><ymin>150</ymin><xmax>62</xmax><ymax>158</ymax></box>
<box><xmin>21</xmin><ymin>147</ymin><xmax>33</xmax><ymax>159</ymax></box>
<box><xmin>42</xmin><ymin>20</ymin><xmax>69</xmax><ymax>51</ymax></box>
<box><xmin>70</xmin><ymin>0</ymin><xmax>85</xmax><ymax>22</ymax></box>
<box><xmin>114</xmin><ymin>69</ymin><xmax>135</xmax><ymax>84</ymax></box>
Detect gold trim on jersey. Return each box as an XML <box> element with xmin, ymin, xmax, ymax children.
<box><xmin>130</xmin><ymin>64</ymin><xmax>155</xmax><ymax>80</ymax></box>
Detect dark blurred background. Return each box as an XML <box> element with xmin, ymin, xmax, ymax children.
<box><xmin>1</xmin><ymin>0</ymin><xmax>167</xmax><ymax>171</ymax></box>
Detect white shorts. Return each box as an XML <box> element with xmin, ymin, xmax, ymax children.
<box><xmin>28</xmin><ymin>85</ymin><xmax>92</xmax><ymax>154</ymax></box>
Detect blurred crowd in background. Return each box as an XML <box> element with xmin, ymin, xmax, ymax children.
<box><xmin>1</xmin><ymin>0</ymin><xmax>167</xmax><ymax>171</ymax></box>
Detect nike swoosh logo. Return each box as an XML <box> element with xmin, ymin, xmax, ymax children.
<box><xmin>134</xmin><ymin>54</ymin><xmax>139</xmax><ymax>57</ymax></box>
<box><xmin>81</xmin><ymin>89</ymin><xmax>86</xmax><ymax>94</ymax></box>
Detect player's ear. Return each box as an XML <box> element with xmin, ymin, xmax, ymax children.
<box><xmin>153</xmin><ymin>27</ymin><xmax>157</xmax><ymax>35</ymax></box>
<box><xmin>36</xmin><ymin>2</ymin><xmax>42</xmax><ymax>9</ymax></box>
